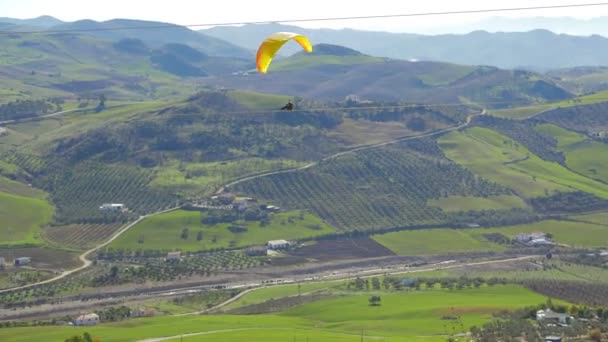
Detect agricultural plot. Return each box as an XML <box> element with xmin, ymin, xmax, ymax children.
<box><xmin>235</xmin><ymin>142</ymin><xmax>511</xmax><ymax>231</ymax></box>
<box><xmin>0</xmin><ymin>247</ymin><xmax>80</xmax><ymax>271</ymax></box>
<box><xmin>288</xmin><ymin>238</ymin><xmax>394</xmax><ymax>261</ymax></box>
<box><xmin>109</xmin><ymin>210</ymin><xmax>335</xmax><ymax>252</ymax></box>
<box><xmin>428</xmin><ymin>194</ymin><xmax>527</xmax><ymax>212</ymax></box>
<box><xmin>43</xmin><ymin>223</ymin><xmax>124</xmax><ymax>250</ymax></box>
<box><xmin>0</xmin><ymin>285</ymin><xmax>558</xmax><ymax>342</ymax></box>
<box><xmin>373</xmin><ymin>219</ymin><xmax>608</xmax><ymax>254</ymax></box>
<box><xmin>570</xmin><ymin>212</ymin><xmax>608</xmax><ymax>226</ymax></box>
<box><xmin>44</xmin><ymin>161</ymin><xmax>178</xmax><ymax>224</ymax></box>
<box><xmin>372</xmin><ymin>228</ymin><xmax>506</xmax><ymax>255</ymax></box>
<box><xmin>0</xmin><ymin>190</ymin><xmax>53</xmax><ymax>247</ymax></box>
<box><xmin>534</xmin><ymin>123</ymin><xmax>608</xmax><ymax>183</ymax></box>
<box><xmin>150</xmin><ymin>158</ymin><xmax>306</xmax><ymax>198</ymax></box>
<box><xmin>439</xmin><ymin>127</ymin><xmax>608</xmax><ymax>198</ymax></box>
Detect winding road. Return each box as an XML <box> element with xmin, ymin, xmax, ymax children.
<box><xmin>0</xmin><ymin>109</ymin><xmax>485</xmax><ymax>294</ymax></box>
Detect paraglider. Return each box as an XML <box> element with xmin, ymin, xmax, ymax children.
<box><xmin>256</xmin><ymin>32</ymin><xmax>313</xmax><ymax>73</ymax></box>
<box><xmin>280</xmin><ymin>101</ymin><xmax>294</xmax><ymax>111</ymax></box>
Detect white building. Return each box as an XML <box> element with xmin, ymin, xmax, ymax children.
<box><xmin>99</xmin><ymin>203</ymin><xmax>125</xmax><ymax>211</ymax></box>
<box><xmin>73</xmin><ymin>313</ymin><xmax>100</xmax><ymax>326</ymax></box>
<box><xmin>14</xmin><ymin>257</ymin><xmax>31</xmax><ymax>266</ymax></box>
<box><xmin>0</xmin><ymin>257</ymin><xmax>5</xmax><ymax>268</ymax></box>
<box><xmin>166</xmin><ymin>251</ymin><xmax>181</xmax><ymax>261</ymax></box>
<box><xmin>268</xmin><ymin>240</ymin><xmax>291</xmax><ymax>250</ymax></box>
<box><xmin>536</xmin><ymin>309</ymin><xmax>572</xmax><ymax>325</ymax></box>
<box><xmin>514</xmin><ymin>232</ymin><xmax>546</xmax><ymax>244</ymax></box>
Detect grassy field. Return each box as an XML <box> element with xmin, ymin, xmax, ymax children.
<box><xmin>428</xmin><ymin>194</ymin><xmax>527</xmax><ymax>212</ymax></box>
<box><xmin>0</xmin><ymin>175</ymin><xmax>47</xmax><ymax>199</ymax></box>
<box><xmin>570</xmin><ymin>212</ymin><xmax>608</xmax><ymax>225</ymax></box>
<box><xmin>372</xmin><ymin>228</ymin><xmax>506</xmax><ymax>255</ymax></box>
<box><xmin>228</xmin><ymin>90</ymin><xmax>291</xmax><ymax>110</ymax></box>
<box><xmin>535</xmin><ymin>123</ymin><xmax>608</xmax><ymax>183</ymax></box>
<box><xmin>150</xmin><ymin>158</ymin><xmax>306</xmax><ymax>198</ymax></box>
<box><xmin>373</xmin><ymin>219</ymin><xmax>608</xmax><ymax>254</ymax></box>
<box><xmin>490</xmin><ymin>90</ymin><xmax>608</xmax><ymax>119</ymax></box>
<box><xmin>0</xmin><ymin>191</ymin><xmax>53</xmax><ymax>247</ymax></box>
<box><xmin>281</xmin><ymin>285</ymin><xmax>552</xmax><ymax>338</ymax></box>
<box><xmin>223</xmin><ymin>280</ymin><xmax>345</xmax><ymax>311</ymax></box>
<box><xmin>109</xmin><ymin>210</ymin><xmax>335</xmax><ymax>252</ymax></box>
<box><xmin>0</xmin><ymin>285</ymin><xmax>558</xmax><ymax>342</ymax></box>
<box><xmin>439</xmin><ymin>127</ymin><xmax>608</xmax><ymax>198</ymax></box>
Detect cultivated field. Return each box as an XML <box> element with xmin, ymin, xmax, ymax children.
<box><xmin>373</xmin><ymin>219</ymin><xmax>608</xmax><ymax>254</ymax></box>
<box><xmin>0</xmin><ymin>285</ymin><xmax>557</xmax><ymax>342</ymax></box>
<box><xmin>109</xmin><ymin>210</ymin><xmax>335</xmax><ymax>252</ymax></box>
<box><xmin>288</xmin><ymin>237</ymin><xmax>394</xmax><ymax>261</ymax></box>
<box><xmin>439</xmin><ymin>127</ymin><xmax>608</xmax><ymax>198</ymax></box>
<box><xmin>0</xmin><ymin>190</ymin><xmax>53</xmax><ymax>247</ymax></box>
<box><xmin>43</xmin><ymin>223</ymin><xmax>125</xmax><ymax>250</ymax></box>
<box><xmin>428</xmin><ymin>194</ymin><xmax>527</xmax><ymax>212</ymax></box>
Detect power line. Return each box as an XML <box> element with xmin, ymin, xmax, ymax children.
<box><xmin>2</xmin><ymin>2</ymin><xmax>608</xmax><ymax>35</ymax></box>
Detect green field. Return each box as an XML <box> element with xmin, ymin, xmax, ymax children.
<box><xmin>570</xmin><ymin>212</ymin><xmax>608</xmax><ymax>226</ymax></box>
<box><xmin>535</xmin><ymin>123</ymin><xmax>608</xmax><ymax>183</ymax></box>
<box><xmin>150</xmin><ymin>158</ymin><xmax>306</xmax><ymax>198</ymax></box>
<box><xmin>428</xmin><ymin>194</ymin><xmax>527</xmax><ymax>212</ymax></box>
<box><xmin>0</xmin><ymin>285</ymin><xmax>558</xmax><ymax>342</ymax></box>
<box><xmin>109</xmin><ymin>210</ymin><xmax>335</xmax><ymax>252</ymax></box>
<box><xmin>439</xmin><ymin>127</ymin><xmax>608</xmax><ymax>198</ymax></box>
<box><xmin>374</xmin><ymin>219</ymin><xmax>608</xmax><ymax>253</ymax></box>
<box><xmin>490</xmin><ymin>90</ymin><xmax>608</xmax><ymax>119</ymax></box>
<box><xmin>228</xmin><ymin>90</ymin><xmax>291</xmax><ymax>110</ymax></box>
<box><xmin>223</xmin><ymin>280</ymin><xmax>345</xmax><ymax>311</ymax></box>
<box><xmin>373</xmin><ymin>228</ymin><xmax>506</xmax><ymax>255</ymax></box>
<box><xmin>0</xmin><ymin>190</ymin><xmax>53</xmax><ymax>247</ymax></box>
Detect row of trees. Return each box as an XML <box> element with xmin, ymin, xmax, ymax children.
<box><xmin>0</xmin><ymin>98</ymin><xmax>63</xmax><ymax>121</ymax></box>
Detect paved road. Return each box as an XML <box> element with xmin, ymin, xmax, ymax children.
<box><xmin>0</xmin><ymin>109</ymin><xmax>486</xmax><ymax>293</ymax></box>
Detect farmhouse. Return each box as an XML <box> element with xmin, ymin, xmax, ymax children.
<box><xmin>267</xmin><ymin>240</ymin><xmax>291</xmax><ymax>250</ymax></box>
<box><xmin>265</xmin><ymin>205</ymin><xmax>281</xmax><ymax>212</ymax></box>
<box><xmin>99</xmin><ymin>203</ymin><xmax>125</xmax><ymax>211</ymax></box>
<box><xmin>545</xmin><ymin>337</ymin><xmax>562</xmax><ymax>342</ymax></box>
<box><xmin>166</xmin><ymin>251</ymin><xmax>181</xmax><ymax>261</ymax></box>
<box><xmin>536</xmin><ymin>309</ymin><xmax>572</xmax><ymax>325</ymax></box>
<box><xmin>73</xmin><ymin>313</ymin><xmax>100</xmax><ymax>326</ymax></box>
<box><xmin>14</xmin><ymin>257</ymin><xmax>31</xmax><ymax>266</ymax></box>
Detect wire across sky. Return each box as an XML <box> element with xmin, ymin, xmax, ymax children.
<box><xmin>1</xmin><ymin>2</ymin><xmax>608</xmax><ymax>35</ymax></box>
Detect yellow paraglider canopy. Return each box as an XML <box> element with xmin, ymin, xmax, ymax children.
<box><xmin>256</xmin><ymin>32</ymin><xmax>313</xmax><ymax>74</ymax></box>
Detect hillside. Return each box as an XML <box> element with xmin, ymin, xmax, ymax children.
<box><xmin>200</xmin><ymin>61</ymin><xmax>572</xmax><ymax>106</ymax></box>
<box><xmin>204</xmin><ymin>24</ymin><xmax>608</xmax><ymax>69</ymax></box>
<box><xmin>0</xmin><ymin>15</ymin><xmax>64</xmax><ymax>28</ymax></box>
<box><xmin>0</xmin><ymin>33</ymin><xmax>251</xmax><ymax>102</ymax></box>
<box><xmin>50</xmin><ymin>19</ymin><xmax>251</xmax><ymax>58</ymax></box>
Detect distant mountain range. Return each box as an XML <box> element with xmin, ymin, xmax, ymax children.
<box><xmin>3</xmin><ymin>16</ymin><xmax>608</xmax><ymax>69</ymax></box>
<box><xmin>204</xmin><ymin>23</ymin><xmax>608</xmax><ymax>70</ymax></box>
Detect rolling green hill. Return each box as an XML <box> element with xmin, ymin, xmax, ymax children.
<box><xmin>439</xmin><ymin>127</ymin><xmax>608</xmax><ymax>199</ymax></box>
<box><xmin>0</xmin><ymin>172</ymin><xmax>53</xmax><ymax>247</ymax></box>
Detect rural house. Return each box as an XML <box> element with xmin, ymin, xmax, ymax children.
<box><xmin>545</xmin><ymin>336</ymin><xmax>562</xmax><ymax>342</ymax></box>
<box><xmin>536</xmin><ymin>309</ymin><xmax>572</xmax><ymax>325</ymax></box>
<box><xmin>14</xmin><ymin>257</ymin><xmax>31</xmax><ymax>266</ymax></box>
<box><xmin>514</xmin><ymin>232</ymin><xmax>551</xmax><ymax>246</ymax></box>
<box><xmin>267</xmin><ymin>240</ymin><xmax>291</xmax><ymax>250</ymax></box>
<box><xmin>99</xmin><ymin>203</ymin><xmax>125</xmax><ymax>211</ymax></box>
<box><xmin>73</xmin><ymin>313</ymin><xmax>100</xmax><ymax>326</ymax></box>
<box><xmin>245</xmin><ymin>246</ymin><xmax>267</xmax><ymax>256</ymax></box>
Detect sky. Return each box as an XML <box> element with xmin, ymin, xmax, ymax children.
<box><xmin>2</xmin><ymin>0</ymin><xmax>608</xmax><ymax>33</ymax></box>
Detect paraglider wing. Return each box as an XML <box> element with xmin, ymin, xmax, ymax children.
<box><xmin>256</xmin><ymin>32</ymin><xmax>312</xmax><ymax>73</ymax></box>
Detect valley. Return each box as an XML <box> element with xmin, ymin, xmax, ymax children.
<box><xmin>2</xmin><ymin>10</ymin><xmax>608</xmax><ymax>341</ymax></box>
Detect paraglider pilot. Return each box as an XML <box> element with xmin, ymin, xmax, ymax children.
<box><xmin>281</xmin><ymin>101</ymin><xmax>294</xmax><ymax>111</ymax></box>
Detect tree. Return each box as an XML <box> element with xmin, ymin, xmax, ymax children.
<box><xmin>590</xmin><ymin>328</ymin><xmax>602</xmax><ymax>342</ymax></box>
<box><xmin>197</xmin><ymin>231</ymin><xmax>203</xmax><ymax>241</ymax></box>
<box><xmin>369</xmin><ymin>295</ymin><xmax>382</xmax><ymax>306</ymax></box>
<box><xmin>83</xmin><ymin>333</ymin><xmax>93</xmax><ymax>342</ymax></box>
<box><xmin>406</xmin><ymin>117</ymin><xmax>426</xmax><ymax>131</ymax></box>
<box><xmin>181</xmin><ymin>228</ymin><xmax>189</xmax><ymax>240</ymax></box>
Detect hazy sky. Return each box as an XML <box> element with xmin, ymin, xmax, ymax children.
<box><xmin>2</xmin><ymin>0</ymin><xmax>608</xmax><ymax>32</ymax></box>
